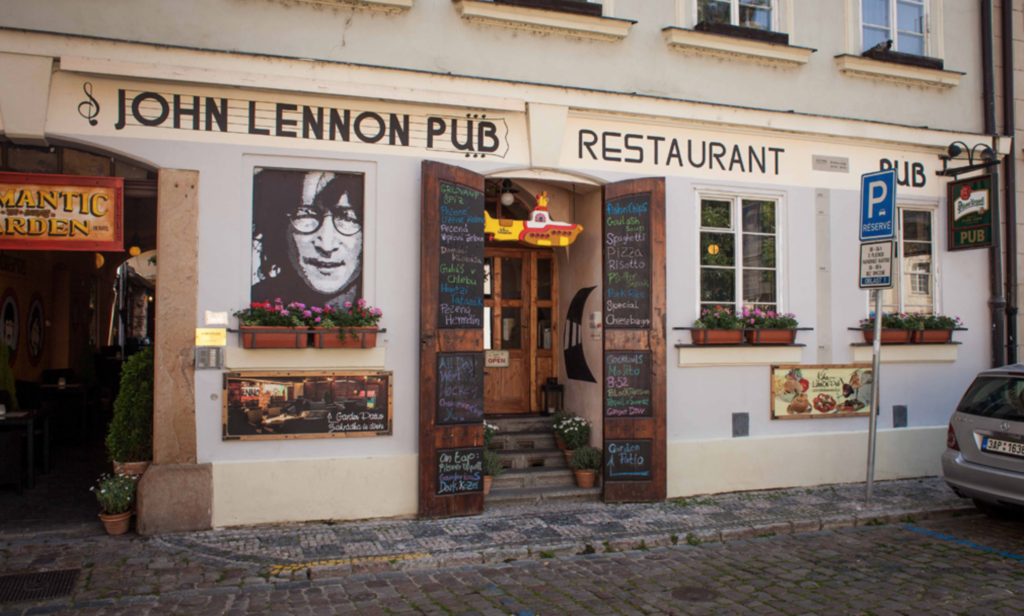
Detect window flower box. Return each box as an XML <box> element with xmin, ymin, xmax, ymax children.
<box><xmin>239</xmin><ymin>326</ymin><xmax>309</xmax><ymax>349</ymax></box>
<box><xmin>911</xmin><ymin>330</ymin><xmax>952</xmax><ymax>344</ymax></box>
<box><xmin>861</xmin><ymin>329</ymin><xmax>911</xmax><ymax>344</ymax></box>
<box><xmin>745</xmin><ymin>329</ymin><xmax>796</xmax><ymax>345</ymax></box>
<box><xmin>312</xmin><ymin>327</ymin><xmax>379</xmax><ymax>349</ymax></box>
<box><xmin>690</xmin><ymin>329</ymin><xmax>744</xmax><ymax>344</ymax></box>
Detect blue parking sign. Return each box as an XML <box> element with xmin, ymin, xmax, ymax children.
<box><xmin>859</xmin><ymin>169</ymin><xmax>897</xmax><ymax>242</ymax></box>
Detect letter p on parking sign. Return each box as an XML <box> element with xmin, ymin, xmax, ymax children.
<box><xmin>859</xmin><ymin>169</ymin><xmax>897</xmax><ymax>242</ymax></box>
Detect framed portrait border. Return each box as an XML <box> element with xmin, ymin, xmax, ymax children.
<box><xmin>770</xmin><ymin>364</ymin><xmax>873</xmax><ymax>421</ymax></box>
<box><xmin>240</xmin><ymin>154</ymin><xmax>377</xmax><ymax>311</ymax></box>
<box><xmin>221</xmin><ymin>369</ymin><xmax>393</xmax><ymax>441</ymax></box>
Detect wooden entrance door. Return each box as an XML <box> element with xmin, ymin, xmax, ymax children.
<box><xmin>602</xmin><ymin>178</ymin><xmax>667</xmax><ymax>503</ymax></box>
<box><xmin>483</xmin><ymin>248</ymin><xmax>558</xmax><ymax>414</ymax></box>
<box><xmin>418</xmin><ymin>161</ymin><xmax>486</xmax><ymax>519</ymax></box>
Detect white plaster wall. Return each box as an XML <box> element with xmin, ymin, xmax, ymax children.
<box><xmin>0</xmin><ymin>0</ymin><xmax>985</xmax><ymax>134</ymax></box>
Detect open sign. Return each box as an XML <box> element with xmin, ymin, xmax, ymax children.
<box><xmin>485</xmin><ymin>350</ymin><xmax>510</xmax><ymax>368</ymax></box>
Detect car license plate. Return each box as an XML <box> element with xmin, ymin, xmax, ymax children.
<box><xmin>982</xmin><ymin>437</ymin><xmax>1024</xmax><ymax>457</ymax></box>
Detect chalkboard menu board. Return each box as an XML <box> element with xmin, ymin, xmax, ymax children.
<box><xmin>222</xmin><ymin>371</ymin><xmax>392</xmax><ymax>440</ymax></box>
<box><xmin>604</xmin><ymin>440</ymin><xmax>652</xmax><ymax>483</ymax></box>
<box><xmin>438</xmin><ymin>181</ymin><xmax>485</xmax><ymax>329</ymax></box>
<box><xmin>436</xmin><ymin>353</ymin><xmax>485</xmax><ymax>425</ymax></box>
<box><xmin>436</xmin><ymin>447</ymin><xmax>484</xmax><ymax>495</ymax></box>
<box><xmin>603</xmin><ymin>193</ymin><xmax>652</xmax><ymax>329</ymax></box>
<box><xmin>604</xmin><ymin>352</ymin><xmax>652</xmax><ymax>418</ymax></box>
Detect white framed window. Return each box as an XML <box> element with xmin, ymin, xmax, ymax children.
<box><xmin>696</xmin><ymin>0</ymin><xmax>775</xmax><ymax>31</ymax></box>
<box><xmin>880</xmin><ymin>206</ymin><xmax>937</xmax><ymax>314</ymax></box>
<box><xmin>862</xmin><ymin>0</ymin><xmax>927</xmax><ymax>55</ymax></box>
<box><xmin>697</xmin><ymin>194</ymin><xmax>781</xmax><ymax>315</ymax></box>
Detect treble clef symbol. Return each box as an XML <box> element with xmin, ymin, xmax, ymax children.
<box><xmin>78</xmin><ymin>82</ymin><xmax>100</xmax><ymax>126</ymax></box>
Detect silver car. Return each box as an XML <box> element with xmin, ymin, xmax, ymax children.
<box><xmin>942</xmin><ymin>365</ymin><xmax>1024</xmax><ymax>518</ymax></box>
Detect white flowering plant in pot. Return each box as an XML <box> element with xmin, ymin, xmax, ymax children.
<box><xmin>556</xmin><ymin>416</ymin><xmax>591</xmax><ymax>451</ymax></box>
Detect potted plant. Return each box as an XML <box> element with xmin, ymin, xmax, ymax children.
<box><xmin>234</xmin><ymin>300</ymin><xmax>309</xmax><ymax>349</ymax></box>
<box><xmin>106</xmin><ymin>348</ymin><xmax>153</xmax><ymax>478</ymax></box>
<box><xmin>312</xmin><ymin>299</ymin><xmax>383</xmax><ymax>348</ymax></box>
<box><xmin>909</xmin><ymin>314</ymin><xmax>964</xmax><ymax>343</ymax></box>
<box><xmin>484</xmin><ymin>421</ymin><xmax>499</xmax><ymax>450</ymax></box>
<box><xmin>482</xmin><ymin>450</ymin><xmax>504</xmax><ymax>495</ymax></box>
<box><xmin>744</xmin><ymin>308</ymin><xmax>799</xmax><ymax>344</ymax></box>
<box><xmin>91</xmin><ymin>473</ymin><xmax>136</xmax><ymax>535</ymax></box>
<box><xmin>691</xmin><ymin>306</ymin><xmax>744</xmax><ymax>344</ymax></box>
<box><xmin>858</xmin><ymin>312</ymin><xmax>917</xmax><ymax>344</ymax></box>
<box><xmin>558</xmin><ymin>416</ymin><xmax>590</xmax><ymax>466</ymax></box>
<box><xmin>551</xmin><ymin>410</ymin><xmax>569</xmax><ymax>450</ymax></box>
<box><xmin>570</xmin><ymin>445</ymin><xmax>601</xmax><ymax>488</ymax></box>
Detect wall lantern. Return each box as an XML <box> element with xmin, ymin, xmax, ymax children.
<box><xmin>499</xmin><ymin>178</ymin><xmax>517</xmax><ymax>207</ymax></box>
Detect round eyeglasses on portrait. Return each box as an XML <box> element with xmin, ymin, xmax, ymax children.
<box><xmin>287</xmin><ymin>207</ymin><xmax>362</xmax><ymax>236</ymax></box>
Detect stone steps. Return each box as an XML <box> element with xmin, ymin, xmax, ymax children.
<box><xmin>493</xmin><ymin>448</ymin><xmax>568</xmax><ymax>470</ymax></box>
<box><xmin>489</xmin><ymin>431</ymin><xmax>557</xmax><ymax>451</ymax></box>
<box><xmin>485</xmin><ymin>485</ymin><xmax>603</xmax><ymax>509</ymax></box>
<box><xmin>491</xmin><ymin>467</ymin><xmax>576</xmax><ymax>490</ymax></box>
<box><xmin>488</xmin><ymin>415</ymin><xmax>555</xmax><ymax>434</ymax></box>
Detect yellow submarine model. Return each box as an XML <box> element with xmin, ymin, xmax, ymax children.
<box><xmin>484</xmin><ymin>191</ymin><xmax>583</xmax><ymax>247</ymax></box>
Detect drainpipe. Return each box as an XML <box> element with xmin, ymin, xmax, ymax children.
<box><xmin>982</xmin><ymin>0</ymin><xmax>1006</xmax><ymax>368</ymax></box>
<box><xmin>1002</xmin><ymin>0</ymin><xmax>1018</xmax><ymax>364</ymax></box>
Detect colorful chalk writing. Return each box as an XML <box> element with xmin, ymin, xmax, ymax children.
<box><xmin>437</xmin><ymin>352</ymin><xmax>484</xmax><ymax>425</ymax></box>
<box><xmin>438</xmin><ymin>181</ymin><xmax>485</xmax><ymax>328</ymax></box>
<box><xmin>604</xmin><ymin>440</ymin><xmax>652</xmax><ymax>483</ymax></box>
<box><xmin>604</xmin><ymin>352</ymin><xmax>652</xmax><ymax>418</ymax></box>
<box><xmin>436</xmin><ymin>447</ymin><xmax>483</xmax><ymax>495</ymax></box>
<box><xmin>603</xmin><ymin>193</ymin><xmax>652</xmax><ymax>329</ymax></box>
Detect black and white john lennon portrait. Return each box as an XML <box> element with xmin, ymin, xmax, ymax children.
<box><xmin>251</xmin><ymin>169</ymin><xmax>364</xmax><ymax>309</ymax></box>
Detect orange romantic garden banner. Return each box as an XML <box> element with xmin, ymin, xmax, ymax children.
<box><xmin>0</xmin><ymin>172</ymin><xmax>123</xmax><ymax>252</ymax></box>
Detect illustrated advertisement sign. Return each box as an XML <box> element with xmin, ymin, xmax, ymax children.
<box><xmin>770</xmin><ymin>365</ymin><xmax>873</xmax><ymax>420</ymax></box>
<box><xmin>859</xmin><ymin>169</ymin><xmax>896</xmax><ymax>242</ymax></box>
<box><xmin>222</xmin><ymin>371</ymin><xmax>392</xmax><ymax>440</ymax></box>
<box><xmin>948</xmin><ymin>175</ymin><xmax>993</xmax><ymax>251</ymax></box>
<box><xmin>858</xmin><ymin>241</ymin><xmax>895</xmax><ymax>289</ymax></box>
<box><xmin>0</xmin><ymin>172</ymin><xmax>123</xmax><ymax>252</ymax></box>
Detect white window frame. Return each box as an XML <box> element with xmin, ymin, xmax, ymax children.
<box><xmin>692</xmin><ymin>0</ymin><xmax>779</xmax><ymax>32</ymax></box>
<box><xmin>844</xmin><ymin>0</ymin><xmax>943</xmax><ymax>59</ymax></box>
<box><xmin>859</xmin><ymin>0</ymin><xmax>928</xmax><ymax>56</ymax></box>
<box><xmin>872</xmin><ymin>203</ymin><xmax>941</xmax><ymax>315</ymax></box>
<box><xmin>695</xmin><ymin>188</ymin><xmax>786</xmax><ymax>317</ymax></box>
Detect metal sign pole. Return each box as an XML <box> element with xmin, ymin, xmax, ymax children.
<box><xmin>866</xmin><ymin>289</ymin><xmax>883</xmax><ymax>505</ymax></box>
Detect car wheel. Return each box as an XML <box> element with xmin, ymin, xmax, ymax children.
<box><xmin>973</xmin><ymin>499</ymin><xmax>1021</xmax><ymax>520</ymax></box>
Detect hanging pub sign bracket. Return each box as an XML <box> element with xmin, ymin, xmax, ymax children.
<box><xmin>936</xmin><ymin>141</ymin><xmax>1001</xmax><ymax>179</ymax></box>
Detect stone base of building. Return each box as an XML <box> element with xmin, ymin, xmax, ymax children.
<box><xmin>137</xmin><ymin>463</ymin><xmax>213</xmax><ymax>536</ymax></box>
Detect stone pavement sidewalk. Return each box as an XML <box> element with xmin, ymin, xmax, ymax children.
<box><xmin>153</xmin><ymin>477</ymin><xmax>973</xmax><ymax>581</ymax></box>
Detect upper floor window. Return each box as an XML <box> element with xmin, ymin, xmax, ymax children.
<box><xmin>863</xmin><ymin>0</ymin><xmax>926</xmax><ymax>56</ymax></box>
<box><xmin>697</xmin><ymin>0</ymin><xmax>773</xmax><ymax>31</ymax></box>
<box><xmin>881</xmin><ymin>207</ymin><xmax>936</xmax><ymax>314</ymax></box>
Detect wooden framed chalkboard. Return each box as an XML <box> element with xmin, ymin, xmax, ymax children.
<box><xmin>602</xmin><ymin>178</ymin><xmax>665</xmax><ymax>505</ymax></box>
<box><xmin>222</xmin><ymin>371</ymin><xmax>392</xmax><ymax>441</ymax></box>
<box><xmin>438</xmin><ymin>181</ymin><xmax>485</xmax><ymax>329</ymax></box>
<box><xmin>603</xmin><ymin>192</ymin><xmax>652</xmax><ymax>330</ymax></box>
<box><xmin>604</xmin><ymin>440</ymin><xmax>652</xmax><ymax>483</ymax></box>
<box><xmin>604</xmin><ymin>352</ymin><xmax>652</xmax><ymax>419</ymax></box>
<box><xmin>419</xmin><ymin>161</ymin><xmax>486</xmax><ymax>519</ymax></box>
<box><xmin>435</xmin><ymin>447</ymin><xmax>484</xmax><ymax>496</ymax></box>
<box><xmin>437</xmin><ymin>352</ymin><xmax>484</xmax><ymax>425</ymax></box>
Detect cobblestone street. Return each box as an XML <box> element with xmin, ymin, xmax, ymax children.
<box><xmin>4</xmin><ymin>478</ymin><xmax>1024</xmax><ymax>615</ymax></box>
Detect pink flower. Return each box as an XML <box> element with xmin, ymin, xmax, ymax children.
<box><xmin>345</xmin><ymin>302</ymin><xmax>353</xmax><ymax>308</ymax></box>
<box><xmin>296</xmin><ymin>303</ymin><xmax>306</xmax><ymax>310</ymax></box>
<box><xmin>303</xmin><ymin>310</ymin><xmax>312</xmax><ymax>318</ymax></box>
<box><xmin>315</xmin><ymin>317</ymin><xmax>322</xmax><ymax>323</ymax></box>
<box><xmin>282</xmin><ymin>309</ymin><xmax>290</xmax><ymax>316</ymax></box>
<box><xmin>749</xmin><ymin>318</ymin><xmax>755</xmax><ymax>324</ymax></box>
<box><xmin>274</xmin><ymin>298</ymin><xmax>282</xmax><ymax>303</ymax></box>
<box><xmin>312</xmin><ymin>307</ymin><xmax>322</xmax><ymax>314</ymax></box>
<box><xmin>358</xmin><ymin>299</ymin><xmax>367</xmax><ymax>307</ymax></box>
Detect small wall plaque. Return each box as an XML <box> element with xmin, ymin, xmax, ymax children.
<box><xmin>812</xmin><ymin>155</ymin><xmax>849</xmax><ymax>173</ymax></box>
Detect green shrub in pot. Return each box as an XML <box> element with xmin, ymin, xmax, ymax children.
<box><xmin>105</xmin><ymin>348</ymin><xmax>154</xmax><ymax>464</ymax></box>
<box><xmin>570</xmin><ymin>446</ymin><xmax>602</xmax><ymax>472</ymax></box>
<box><xmin>483</xmin><ymin>450</ymin><xmax>505</xmax><ymax>478</ymax></box>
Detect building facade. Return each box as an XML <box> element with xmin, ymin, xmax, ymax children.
<box><xmin>0</xmin><ymin>0</ymin><xmax>1012</xmax><ymax>531</ymax></box>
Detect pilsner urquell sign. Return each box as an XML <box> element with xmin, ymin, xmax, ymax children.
<box><xmin>948</xmin><ymin>174</ymin><xmax>992</xmax><ymax>251</ymax></box>
<box><xmin>0</xmin><ymin>173</ymin><xmax>123</xmax><ymax>252</ymax></box>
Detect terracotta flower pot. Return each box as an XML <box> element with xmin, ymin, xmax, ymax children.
<box><xmin>554</xmin><ymin>433</ymin><xmax>566</xmax><ymax>451</ymax></box>
<box><xmin>690</xmin><ymin>329</ymin><xmax>744</xmax><ymax>345</ymax></box>
<box><xmin>99</xmin><ymin>511</ymin><xmax>132</xmax><ymax>536</ymax></box>
<box><xmin>564</xmin><ymin>450</ymin><xmax>574</xmax><ymax>466</ymax></box>
<box><xmin>912</xmin><ymin>330</ymin><xmax>953</xmax><ymax>343</ymax></box>
<box><xmin>745</xmin><ymin>329</ymin><xmax>796</xmax><ymax>344</ymax></box>
<box><xmin>862</xmin><ymin>330</ymin><xmax>911</xmax><ymax>344</ymax></box>
<box><xmin>312</xmin><ymin>327</ymin><xmax>378</xmax><ymax>349</ymax></box>
<box><xmin>240</xmin><ymin>326</ymin><xmax>309</xmax><ymax>349</ymax></box>
<box><xmin>483</xmin><ymin>475</ymin><xmax>493</xmax><ymax>495</ymax></box>
<box><xmin>574</xmin><ymin>470</ymin><xmax>597</xmax><ymax>488</ymax></box>
<box><xmin>113</xmin><ymin>461</ymin><xmax>151</xmax><ymax>479</ymax></box>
